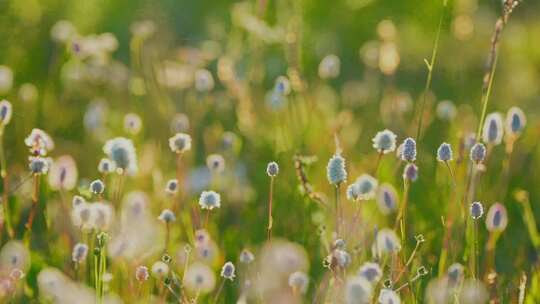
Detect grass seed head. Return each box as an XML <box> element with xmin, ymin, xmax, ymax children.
<box><xmin>220</xmin><ymin>261</ymin><xmax>236</xmax><ymax>280</ymax></box>
<box><xmin>168</xmin><ymin>133</ymin><xmax>192</xmax><ymax>154</ymax></box>
<box><xmin>372</xmin><ymin>129</ymin><xmax>397</xmax><ymax>154</ymax></box>
<box><xmin>199</xmin><ymin>190</ymin><xmax>221</xmax><ymax>210</ymax></box>
<box><xmin>0</xmin><ymin>99</ymin><xmax>13</xmax><ymax>126</ymax></box>
<box><xmin>436</xmin><ymin>143</ymin><xmax>453</xmax><ymax>162</ymax></box>
<box><xmin>266</xmin><ymin>161</ymin><xmax>279</xmax><ymax>177</ymax></box>
<box><xmin>327</xmin><ymin>154</ymin><xmax>347</xmax><ymax>185</ymax></box>
<box><xmin>482</xmin><ymin>112</ymin><xmax>504</xmax><ymax>145</ymax></box>
<box><xmin>400</xmin><ymin>137</ymin><xmax>417</xmax><ymax>162</ymax></box>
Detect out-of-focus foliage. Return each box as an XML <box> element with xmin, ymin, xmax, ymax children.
<box><xmin>0</xmin><ymin>0</ymin><xmax>540</xmax><ymax>303</ymax></box>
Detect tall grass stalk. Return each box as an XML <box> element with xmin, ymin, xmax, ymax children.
<box><xmin>516</xmin><ymin>191</ymin><xmax>540</xmax><ymax>251</ymax></box>
<box><xmin>0</xmin><ymin>129</ymin><xmax>13</xmax><ymax>238</ymax></box>
<box><xmin>95</xmin><ymin>233</ymin><xmax>108</xmax><ymax>304</ymax></box>
<box><xmin>475</xmin><ymin>1</ymin><xmax>522</xmax><ymax>140</ymax></box>
<box><xmin>395</xmin><ymin>178</ymin><xmax>410</xmax><ymax>242</ymax></box>
<box><xmin>486</xmin><ymin>231</ymin><xmax>500</xmax><ymax>273</ymax></box>
<box><xmin>415</xmin><ymin>0</ymin><xmax>448</xmax><ymax>140</ymax></box>
<box><xmin>438</xmin><ymin>162</ymin><xmax>458</xmax><ymax>275</ymax></box>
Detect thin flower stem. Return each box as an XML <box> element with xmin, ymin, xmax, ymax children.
<box><xmin>335</xmin><ymin>184</ymin><xmax>341</xmax><ymax>236</ymax></box>
<box><xmin>114</xmin><ymin>172</ymin><xmax>126</xmax><ymax>205</ymax></box>
<box><xmin>0</xmin><ymin>131</ymin><xmax>13</xmax><ymax>238</ymax></box>
<box><xmin>344</xmin><ymin>201</ymin><xmax>362</xmax><ymax>243</ymax></box>
<box><xmin>373</xmin><ymin>151</ymin><xmax>384</xmax><ymax>176</ymax></box>
<box><xmin>267</xmin><ymin>176</ymin><xmax>275</xmax><ymax>242</ymax></box>
<box><xmin>164</xmin><ymin>223</ymin><xmax>170</xmax><ymax>253</ymax></box>
<box><xmin>213</xmin><ymin>279</ymin><xmax>226</xmax><ymax>304</ymax></box>
<box><xmin>486</xmin><ymin>231</ymin><xmax>500</xmax><ymax>273</ymax></box>
<box><xmin>444</xmin><ymin>161</ymin><xmax>456</xmax><ymax>187</ymax></box>
<box><xmin>475</xmin><ymin>54</ymin><xmax>499</xmax><ymax>141</ymax></box>
<box><xmin>476</xmin><ymin>1</ymin><xmax>522</xmax><ymax>141</ymax></box>
<box><xmin>25</xmin><ymin>174</ymin><xmax>41</xmax><ymax>234</ymax></box>
<box><xmin>518</xmin><ymin>194</ymin><xmax>540</xmax><ymax>251</ymax></box>
<box><xmin>175</xmin><ymin>153</ymin><xmax>183</xmax><ymax>209</ymax></box>
<box><xmin>470</xmin><ymin>219</ymin><xmax>478</xmax><ymax>279</ymax></box>
<box><xmin>204</xmin><ymin>209</ymin><xmax>210</xmax><ymax>229</ymax></box>
<box><xmin>395</xmin><ymin>239</ymin><xmax>422</xmax><ymax>283</ymax></box>
<box><xmin>395</xmin><ymin>179</ymin><xmax>410</xmax><ymax>239</ymax></box>
<box><xmin>415</xmin><ymin>0</ymin><xmax>448</xmax><ymax>141</ymax></box>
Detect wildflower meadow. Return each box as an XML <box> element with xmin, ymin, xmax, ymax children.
<box><xmin>1</xmin><ymin>0</ymin><xmax>540</xmax><ymax>303</ymax></box>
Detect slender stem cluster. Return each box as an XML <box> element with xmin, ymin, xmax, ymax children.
<box><xmin>267</xmin><ymin>176</ymin><xmax>275</xmax><ymax>241</ymax></box>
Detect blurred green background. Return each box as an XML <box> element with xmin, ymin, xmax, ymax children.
<box><xmin>1</xmin><ymin>0</ymin><xmax>540</xmax><ymax>302</ymax></box>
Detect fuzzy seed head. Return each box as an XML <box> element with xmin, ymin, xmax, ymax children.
<box><xmin>470</xmin><ymin>201</ymin><xmax>484</xmax><ymax>220</ymax></box>
<box><xmin>486</xmin><ymin>203</ymin><xmax>508</xmax><ymax>232</ymax></box>
<box><xmin>29</xmin><ymin>157</ymin><xmax>51</xmax><ymax>175</ymax></box>
<box><xmin>505</xmin><ymin>106</ymin><xmax>526</xmax><ymax>137</ymax></box>
<box><xmin>376</xmin><ymin>184</ymin><xmax>398</xmax><ymax>215</ymax></box>
<box><xmin>239</xmin><ymin>249</ymin><xmax>255</xmax><ymax>264</ymax></box>
<box><xmin>72</xmin><ymin>195</ymin><xmax>86</xmax><ymax>208</ymax></box>
<box><xmin>436</xmin><ymin>143</ymin><xmax>453</xmax><ymax>162</ymax></box>
<box><xmin>170</xmin><ymin>113</ymin><xmax>190</xmax><ymax>133</ymax></box>
<box><xmin>183</xmin><ymin>262</ymin><xmax>216</xmax><ymax>294</ymax></box>
<box><xmin>334</xmin><ymin>249</ymin><xmax>352</xmax><ymax>268</ymax></box>
<box><xmin>469</xmin><ymin>143</ymin><xmax>486</xmax><ymax>164</ymax></box>
<box><xmin>98</xmin><ymin>158</ymin><xmax>115</xmax><ymax>174</ymax></box>
<box><xmin>349</xmin><ymin>174</ymin><xmax>378</xmax><ymax>201</ymax></box>
<box><xmin>372</xmin><ymin>129</ymin><xmax>397</xmax><ymax>154</ymax></box>
<box><xmin>103</xmin><ymin>137</ymin><xmax>138</xmax><ymax>175</ymax></box>
<box><xmin>169</xmin><ymin>133</ymin><xmax>192</xmax><ymax>154</ymax></box>
<box><xmin>220</xmin><ymin>261</ymin><xmax>236</xmax><ymax>280</ymax></box>
<box><xmin>151</xmin><ymin>261</ymin><xmax>169</xmax><ymax>279</ymax></box>
<box><xmin>447</xmin><ymin>263</ymin><xmax>464</xmax><ymax>286</ymax></box>
<box><xmin>482</xmin><ymin>113</ymin><xmax>504</xmax><ymax>145</ymax></box>
<box><xmin>206</xmin><ymin>154</ymin><xmax>225</xmax><ymax>173</ymax></box>
<box><xmin>436</xmin><ymin>100</ymin><xmax>457</xmax><ymax>121</ymax></box>
<box><xmin>266</xmin><ymin>161</ymin><xmax>279</xmax><ymax>177</ymax></box>
<box><xmin>288</xmin><ymin>271</ymin><xmax>309</xmax><ymax>294</ymax></box>
<box><xmin>165</xmin><ymin>179</ymin><xmax>179</xmax><ymax>195</ymax></box>
<box><xmin>327</xmin><ymin>154</ymin><xmax>347</xmax><ymax>185</ymax></box>
<box><xmin>0</xmin><ymin>100</ymin><xmax>13</xmax><ymax>126</ymax></box>
<box><xmin>199</xmin><ymin>190</ymin><xmax>221</xmax><ymax>210</ymax></box>
<box><xmin>356</xmin><ymin>174</ymin><xmax>378</xmax><ymax>200</ymax></box>
<box><xmin>89</xmin><ymin>179</ymin><xmax>105</xmax><ymax>195</ymax></box>
<box><xmin>403</xmin><ymin>163</ymin><xmax>418</xmax><ymax>181</ymax></box>
<box><xmin>274</xmin><ymin>76</ymin><xmax>291</xmax><ymax>96</ymax></box>
<box><xmin>123</xmin><ymin>113</ymin><xmax>142</xmax><ymax>135</ymax></box>
<box><xmin>358</xmin><ymin>262</ymin><xmax>382</xmax><ymax>284</ymax></box>
<box><xmin>135</xmin><ymin>265</ymin><xmax>149</xmax><ymax>282</ymax></box>
<box><xmin>319</xmin><ymin>54</ymin><xmax>341</xmax><ymax>79</ymax></box>
<box><xmin>374</xmin><ymin>228</ymin><xmax>401</xmax><ymax>257</ymax></box>
<box><xmin>91</xmin><ymin>202</ymin><xmax>113</xmax><ymax>231</ymax></box>
<box><xmin>400</xmin><ymin>137</ymin><xmax>416</xmax><ymax>162</ymax></box>
<box><xmin>72</xmin><ymin>243</ymin><xmax>88</xmax><ymax>263</ymax></box>
<box><xmin>378</xmin><ymin>289</ymin><xmax>401</xmax><ymax>304</ymax></box>
<box><xmin>345</xmin><ymin>276</ymin><xmax>372</xmax><ymax>304</ymax></box>
<box><xmin>50</xmin><ymin>20</ymin><xmax>77</xmax><ymax>43</ymax></box>
<box><xmin>346</xmin><ymin>183</ymin><xmax>360</xmax><ymax>201</ymax></box>
<box><xmin>25</xmin><ymin>129</ymin><xmax>54</xmax><ymax>155</ymax></box>
<box><xmin>158</xmin><ymin>209</ymin><xmax>176</xmax><ymax>223</ymax></box>
<box><xmin>48</xmin><ymin>156</ymin><xmax>78</xmax><ymax>191</ymax></box>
